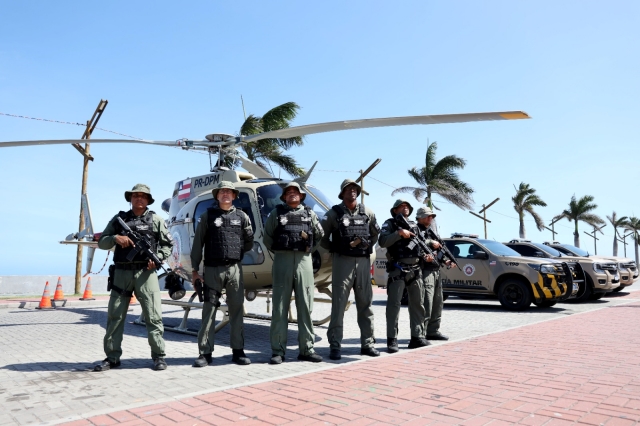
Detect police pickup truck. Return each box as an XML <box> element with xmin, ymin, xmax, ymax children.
<box><xmin>374</xmin><ymin>233</ymin><xmax>572</xmax><ymax>310</ymax></box>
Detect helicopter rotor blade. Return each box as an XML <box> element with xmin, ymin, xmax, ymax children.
<box><xmin>241</xmin><ymin>111</ymin><xmax>530</xmax><ymax>143</ymax></box>
<box><xmin>0</xmin><ymin>138</ymin><xmax>195</xmax><ymax>148</ymax></box>
<box><xmin>236</xmin><ymin>154</ymin><xmax>273</xmax><ymax>178</ymax></box>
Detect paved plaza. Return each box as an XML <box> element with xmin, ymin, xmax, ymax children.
<box><xmin>0</xmin><ymin>287</ymin><xmax>639</xmax><ymax>425</ymax></box>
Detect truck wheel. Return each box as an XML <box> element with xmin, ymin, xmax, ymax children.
<box><xmin>590</xmin><ymin>293</ymin><xmax>604</xmax><ymax>300</ymax></box>
<box><xmin>574</xmin><ymin>275</ymin><xmax>593</xmax><ymax>303</ymax></box>
<box><xmin>533</xmin><ymin>300</ymin><xmax>557</xmax><ymax>308</ymax></box>
<box><xmin>497</xmin><ymin>279</ymin><xmax>532</xmax><ymax>310</ymax></box>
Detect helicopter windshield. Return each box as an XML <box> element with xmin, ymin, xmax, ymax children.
<box><xmin>256</xmin><ymin>183</ymin><xmax>330</xmax><ymax>225</ymax></box>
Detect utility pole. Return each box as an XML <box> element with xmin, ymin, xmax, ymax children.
<box><xmin>583</xmin><ymin>224</ymin><xmax>606</xmax><ymax>255</ymax></box>
<box><xmin>469</xmin><ymin>197</ymin><xmax>499</xmax><ymax>239</ymax></box>
<box><xmin>544</xmin><ymin>217</ymin><xmax>560</xmax><ymax>241</ymax></box>
<box><xmin>355</xmin><ymin>158</ymin><xmax>381</xmax><ymax>205</ymax></box>
<box><xmin>620</xmin><ymin>232</ymin><xmax>633</xmax><ymax>258</ymax></box>
<box><xmin>73</xmin><ymin>100</ymin><xmax>108</xmax><ymax>294</ymax></box>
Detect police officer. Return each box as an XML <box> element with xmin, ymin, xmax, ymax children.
<box><xmin>416</xmin><ymin>207</ymin><xmax>455</xmax><ymax>341</ymax></box>
<box><xmin>263</xmin><ymin>182</ymin><xmax>324</xmax><ymax>364</ymax></box>
<box><xmin>320</xmin><ymin>179</ymin><xmax>380</xmax><ymax>360</ymax></box>
<box><xmin>94</xmin><ymin>184</ymin><xmax>173</xmax><ymax>371</ymax></box>
<box><xmin>378</xmin><ymin>199</ymin><xmax>428</xmax><ymax>353</ymax></box>
<box><xmin>191</xmin><ymin>181</ymin><xmax>255</xmax><ymax>367</ymax></box>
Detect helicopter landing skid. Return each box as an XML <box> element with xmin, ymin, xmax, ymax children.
<box><xmin>244</xmin><ymin>287</ymin><xmax>351</xmax><ymax>327</ymax></box>
<box><xmin>133</xmin><ymin>292</ymin><xmax>229</xmax><ymax>337</ymax></box>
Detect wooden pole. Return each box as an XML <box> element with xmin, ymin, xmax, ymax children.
<box><xmin>73</xmin><ymin>100</ymin><xmax>108</xmax><ymax>294</ymax></box>
<box><xmin>74</xmin><ymin>123</ymin><xmax>91</xmax><ymax>294</ymax></box>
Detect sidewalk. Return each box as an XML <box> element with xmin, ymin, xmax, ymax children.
<box><xmin>64</xmin><ymin>293</ymin><xmax>640</xmax><ymax>425</ymax></box>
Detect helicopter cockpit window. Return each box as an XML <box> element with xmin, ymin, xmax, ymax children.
<box><xmin>256</xmin><ymin>184</ymin><xmax>330</xmax><ymax>225</ymax></box>
<box><xmin>193</xmin><ymin>192</ymin><xmax>264</xmax><ymax>265</ymax></box>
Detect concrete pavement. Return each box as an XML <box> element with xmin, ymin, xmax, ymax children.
<box><xmin>0</xmin><ymin>287</ymin><xmax>638</xmax><ymax>425</ymax></box>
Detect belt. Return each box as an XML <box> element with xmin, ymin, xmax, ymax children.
<box><xmin>114</xmin><ymin>263</ymin><xmax>147</xmax><ymax>270</ymax></box>
<box><xmin>205</xmin><ymin>259</ymin><xmax>239</xmax><ymax>267</ymax></box>
<box><xmin>397</xmin><ymin>258</ymin><xmax>420</xmax><ymax>266</ymax></box>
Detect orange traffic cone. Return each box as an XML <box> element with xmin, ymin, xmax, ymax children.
<box><xmin>80</xmin><ymin>277</ymin><xmax>95</xmax><ymax>300</ymax></box>
<box><xmin>36</xmin><ymin>281</ymin><xmax>54</xmax><ymax>310</ymax></box>
<box><xmin>53</xmin><ymin>277</ymin><xmax>65</xmax><ymax>301</ymax></box>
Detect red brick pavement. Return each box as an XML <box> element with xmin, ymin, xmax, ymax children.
<box><xmin>67</xmin><ymin>298</ymin><xmax>640</xmax><ymax>425</ymax></box>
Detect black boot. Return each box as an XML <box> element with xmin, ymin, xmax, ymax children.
<box><xmin>297</xmin><ymin>352</ymin><xmax>323</xmax><ymax>363</ymax></box>
<box><xmin>93</xmin><ymin>358</ymin><xmax>120</xmax><ymax>372</ymax></box>
<box><xmin>269</xmin><ymin>354</ymin><xmax>284</xmax><ymax>364</ymax></box>
<box><xmin>193</xmin><ymin>353</ymin><xmax>212</xmax><ymax>368</ymax></box>
<box><xmin>232</xmin><ymin>349</ymin><xmax>251</xmax><ymax>365</ymax></box>
<box><xmin>407</xmin><ymin>337</ymin><xmax>430</xmax><ymax>349</ymax></box>
<box><xmin>361</xmin><ymin>347</ymin><xmax>380</xmax><ymax>357</ymax></box>
<box><xmin>387</xmin><ymin>338</ymin><xmax>399</xmax><ymax>353</ymax></box>
<box><xmin>426</xmin><ymin>332</ymin><xmax>449</xmax><ymax>341</ymax></box>
<box><xmin>329</xmin><ymin>349</ymin><xmax>341</xmax><ymax>360</ymax></box>
<box><xmin>153</xmin><ymin>357</ymin><xmax>168</xmax><ymax>371</ymax></box>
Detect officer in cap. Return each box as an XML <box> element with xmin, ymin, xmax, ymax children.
<box><xmin>263</xmin><ymin>182</ymin><xmax>325</xmax><ymax>364</ymax></box>
<box><xmin>320</xmin><ymin>179</ymin><xmax>380</xmax><ymax>360</ymax></box>
<box><xmin>416</xmin><ymin>206</ymin><xmax>454</xmax><ymax>341</ymax></box>
<box><xmin>94</xmin><ymin>184</ymin><xmax>173</xmax><ymax>371</ymax></box>
<box><xmin>378</xmin><ymin>199</ymin><xmax>428</xmax><ymax>353</ymax></box>
<box><xmin>191</xmin><ymin>181</ymin><xmax>255</xmax><ymax>366</ymax></box>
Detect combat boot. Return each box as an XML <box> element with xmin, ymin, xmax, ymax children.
<box><xmin>93</xmin><ymin>358</ymin><xmax>120</xmax><ymax>372</ymax></box>
<box><xmin>387</xmin><ymin>338</ymin><xmax>399</xmax><ymax>353</ymax></box>
<box><xmin>193</xmin><ymin>353</ymin><xmax>212</xmax><ymax>368</ymax></box>
<box><xmin>269</xmin><ymin>354</ymin><xmax>284</xmax><ymax>364</ymax></box>
<box><xmin>297</xmin><ymin>352</ymin><xmax>323</xmax><ymax>363</ymax></box>
<box><xmin>329</xmin><ymin>349</ymin><xmax>341</xmax><ymax>360</ymax></box>
<box><xmin>360</xmin><ymin>347</ymin><xmax>380</xmax><ymax>357</ymax></box>
<box><xmin>407</xmin><ymin>337</ymin><xmax>430</xmax><ymax>349</ymax></box>
<box><xmin>426</xmin><ymin>332</ymin><xmax>449</xmax><ymax>341</ymax></box>
<box><xmin>153</xmin><ymin>357</ymin><xmax>168</xmax><ymax>371</ymax></box>
<box><xmin>232</xmin><ymin>349</ymin><xmax>251</xmax><ymax>365</ymax></box>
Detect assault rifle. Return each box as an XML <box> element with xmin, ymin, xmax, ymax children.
<box><xmin>193</xmin><ymin>278</ymin><xmax>204</xmax><ymax>303</ymax></box>
<box><xmin>425</xmin><ymin>226</ymin><xmax>462</xmax><ymax>271</ymax></box>
<box><xmin>116</xmin><ymin>216</ymin><xmax>167</xmax><ymax>272</ymax></box>
<box><xmin>394</xmin><ymin>214</ymin><xmax>440</xmax><ymax>268</ymax></box>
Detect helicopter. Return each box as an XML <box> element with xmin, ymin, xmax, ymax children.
<box><xmin>1</xmin><ymin>110</ymin><xmax>530</xmax><ymax>329</ymax></box>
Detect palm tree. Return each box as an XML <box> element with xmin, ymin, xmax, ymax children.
<box><xmin>553</xmin><ymin>195</ymin><xmax>604</xmax><ymax>248</ymax></box>
<box><xmin>233</xmin><ymin>102</ymin><xmax>305</xmax><ymax>177</ymax></box>
<box><xmin>391</xmin><ymin>141</ymin><xmax>474</xmax><ymax>210</ymax></box>
<box><xmin>623</xmin><ymin>217</ymin><xmax>640</xmax><ymax>264</ymax></box>
<box><xmin>512</xmin><ymin>182</ymin><xmax>547</xmax><ymax>238</ymax></box>
<box><xmin>607</xmin><ymin>211</ymin><xmax>629</xmax><ymax>256</ymax></box>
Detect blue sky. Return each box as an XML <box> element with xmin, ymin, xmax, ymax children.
<box><xmin>1</xmin><ymin>1</ymin><xmax>639</xmax><ymax>275</ymax></box>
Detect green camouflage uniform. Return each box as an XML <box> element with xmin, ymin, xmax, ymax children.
<box><xmin>379</xmin><ymin>204</ymin><xmax>426</xmax><ymax>340</ymax></box>
<box><xmin>264</xmin><ymin>204</ymin><xmax>324</xmax><ymax>357</ymax></box>
<box><xmin>98</xmin><ymin>209</ymin><xmax>173</xmax><ymax>363</ymax></box>
<box><xmin>320</xmin><ymin>202</ymin><xmax>379</xmax><ymax>350</ymax></box>
<box><xmin>417</xmin><ymin>224</ymin><xmax>443</xmax><ymax>336</ymax></box>
<box><xmin>191</xmin><ymin>207</ymin><xmax>254</xmax><ymax>354</ymax></box>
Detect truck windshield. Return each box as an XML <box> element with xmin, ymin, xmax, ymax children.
<box><xmin>558</xmin><ymin>244</ymin><xmax>590</xmax><ymax>257</ymax></box>
<box><xmin>478</xmin><ymin>240</ymin><xmax>522</xmax><ymax>256</ymax></box>
<box><xmin>531</xmin><ymin>242</ymin><xmax>563</xmax><ymax>257</ymax></box>
<box><xmin>256</xmin><ymin>183</ymin><xmax>329</xmax><ymax>225</ymax></box>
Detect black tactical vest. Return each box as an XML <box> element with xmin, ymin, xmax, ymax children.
<box><xmin>271</xmin><ymin>205</ymin><xmax>313</xmax><ymax>251</ymax></box>
<box><xmin>330</xmin><ymin>204</ymin><xmax>372</xmax><ymax>257</ymax></box>
<box><xmin>386</xmin><ymin>217</ymin><xmax>421</xmax><ymax>260</ymax></box>
<box><xmin>113</xmin><ymin>210</ymin><xmax>157</xmax><ymax>263</ymax></box>
<box><xmin>204</xmin><ymin>208</ymin><xmax>244</xmax><ymax>265</ymax></box>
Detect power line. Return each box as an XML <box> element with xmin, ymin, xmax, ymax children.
<box><xmin>0</xmin><ymin>111</ymin><xmax>144</xmax><ymax>140</ymax></box>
